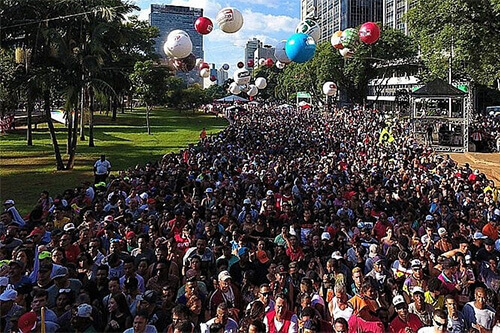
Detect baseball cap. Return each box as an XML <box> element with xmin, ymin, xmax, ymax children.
<box><xmin>38</xmin><ymin>251</ymin><xmax>51</xmax><ymax>260</ymax></box>
<box><xmin>18</xmin><ymin>311</ymin><xmax>37</xmax><ymax>333</ymax></box>
<box><xmin>237</xmin><ymin>247</ymin><xmax>249</xmax><ymax>257</ymax></box>
<box><xmin>139</xmin><ymin>192</ymin><xmax>148</xmax><ymax>200</ymax></box>
<box><xmin>331</xmin><ymin>251</ymin><xmax>343</xmax><ymax>260</ymax></box>
<box><xmin>473</xmin><ymin>231</ymin><xmax>488</xmax><ymax>240</ymax></box>
<box><xmin>0</xmin><ymin>289</ymin><xmax>17</xmax><ymax>301</ymax></box>
<box><xmin>372</xmin><ymin>256</ymin><xmax>384</xmax><ymax>264</ymax></box>
<box><xmin>276</xmin><ymin>265</ymin><xmax>287</xmax><ymax>274</ymax></box>
<box><xmin>393</xmin><ymin>294</ymin><xmax>406</xmax><ymax>307</ymax></box>
<box><xmin>218</xmin><ymin>270</ymin><xmax>231</xmax><ymax>281</ymax></box>
<box><xmin>411</xmin><ymin>286</ymin><xmax>425</xmax><ymax>296</ymax></box>
<box><xmin>205</xmin><ymin>187</ymin><xmax>213</xmax><ymax>193</ymax></box>
<box><xmin>425</xmin><ymin>215</ymin><xmax>434</xmax><ymax>221</ymax></box>
<box><xmin>52</xmin><ymin>266</ymin><xmax>68</xmax><ymax>279</ymax></box>
<box><xmin>126</xmin><ymin>231</ymin><xmax>136</xmax><ymax>240</ymax></box>
<box><xmin>321</xmin><ymin>232</ymin><xmax>331</xmax><ymax>241</ymax></box>
<box><xmin>76</xmin><ymin>303</ymin><xmax>93</xmax><ymax>320</ymax></box>
<box><xmin>63</xmin><ymin>223</ymin><xmax>75</xmax><ymax>231</ymax></box>
<box><xmin>28</xmin><ymin>227</ymin><xmax>44</xmax><ymax>237</ymax></box>
<box><xmin>411</xmin><ymin>259</ymin><xmax>422</xmax><ymax>269</ymax></box>
<box><xmin>438</xmin><ymin>228</ymin><xmax>447</xmax><ymax>237</ymax></box>
<box><xmin>137</xmin><ymin>290</ymin><xmax>158</xmax><ymax>304</ymax></box>
<box><xmin>266</xmin><ymin>190</ymin><xmax>274</xmax><ymax>196</ymax></box>
<box><xmin>0</xmin><ymin>276</ymin><xmax>8</xmax><ymax>287</ymax></box>
<box><xmin>243</xmin><ymin>198</ymin><xmax>251</xmax><ymax>205</ymax></box>
<box><xmin>3</xmin><ymin>200</ymin><xmax>14</xmax><ymax>205</ymax></box>
<box><xmin>104</xmin><ymin>215</ymin><xmax>114</xmax><ymax>222</ymax></box>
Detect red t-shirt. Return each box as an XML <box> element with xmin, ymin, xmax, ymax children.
<box><xmin>389</xmin><ymin>314</ymin><xmax>423</xmax><ymax>333</ymax></box>
<box><xmin>65</xmin><ymin>244</ymin><xmax>81</xmax><ymax>264</ymax></box>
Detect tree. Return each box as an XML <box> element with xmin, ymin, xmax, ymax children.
<box><xmin>130</xmin><ymin>60</ymin><xmax>170</xmax><ymax>134</ymax></box>
<box><xmin>406</xmin><ymin>0</ymin><xmax>500</xmax><ymax>88</ymax></box>
<box><xmin>204</xmin><ymin>83</ymin><xmax>226</xmax><ymax>101</ymax></box>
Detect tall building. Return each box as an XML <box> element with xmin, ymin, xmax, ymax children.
<box><xmin>300</xmin><ymin>0</ymin><xmax>383</xmax><ymax>43</ymax></box>
<box><xmin>254</xmin><ymin>45</ymin><xmax>276</xmax><ymax>65</ymax></box>
<box><xmin>217</xmin><ymin>69</ymin><xmax>228</xmax><ymax>86</ymax></box>
<box><xmin>149</xmin><ymin>4</ymin><xmax>203</xmax><ymax>85</ymax></box>
<box><xmin>382</xmin><ymin>0</ymin><xmax>416</xmax><ymax>35</ymax></box>
<box><xmin>244</xmin><ymin>38</ymin><xmax>262</xmax><ymax>72</ymax></box>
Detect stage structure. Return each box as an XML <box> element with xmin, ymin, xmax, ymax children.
<box><xmin>410</xmin><ymin>78</ymin><xmax>472</xmax><ymax>152</ymax></box>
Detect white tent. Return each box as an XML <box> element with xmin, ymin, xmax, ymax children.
<box><xmin>216</xmin><ymin>95</ymin><xmax>249</xmax><ymax>102</ymax></box>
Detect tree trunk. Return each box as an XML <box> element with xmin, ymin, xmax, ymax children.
<box><xmin>146</xmin><ymin>103</ymin><xmax>151</xmax><ymax>135</ymax></box>
<box><xmin>129</xmin><ymin>92</ymin><xmax>133</xmax><ymax>113</ymax></box>
<box><xmin>44</xmin><ymin>90</ymin><xmax>65</xmax><ymax>170</ymax></box>
<box><xmin>66</xmin><ymin>107</ymin><xmax>73</xmax><ymax>154</ymax></box>
<box><xmin>121</xmin><ymin>94</ymin><xmax>125</xmax><ymax>114</ymax></box>
<box><xmin>89</xmin><ymin>89</ymin><xmax>95</xmax><ymax>147</ymax></box>
<box><xmin>112</xmin><ymin>97</ymin><xmax>117</xmax><ymax>121</ymax></box>
<box><xmin>26</xmin><ymin>89</ymin><xmax>33</xmax><ymax>146</ymax></box>
<box><xmin>66</xmin><ymin>104</ymin><xmax>79</xmax><ymax>169</ymax></box>
<box><xmin>80</xmin><ymin>87</ymin><xmax>86</xmax><ymax>140</ymax></box>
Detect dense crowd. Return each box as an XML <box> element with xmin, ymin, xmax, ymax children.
<box><xmin>1</xmin><ymin>104</ymin><xmax>500</xmax><ymax>333</ymax></box>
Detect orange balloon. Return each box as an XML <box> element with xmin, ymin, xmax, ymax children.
<box><xmin>331</xmin><ymin>31</ymin><xmax>344</xmax><ymax>49</ymax></box>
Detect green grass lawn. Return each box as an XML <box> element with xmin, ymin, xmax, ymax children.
<box><xmin>0</xmin><ymin>108</ymin><xmax>227</xmax><ymax>214</ymax></box>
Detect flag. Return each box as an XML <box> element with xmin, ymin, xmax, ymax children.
<box><xmin>379</xmin><ymin>127</ymin><xmax>394</xmax><ymax>144</ymax></box>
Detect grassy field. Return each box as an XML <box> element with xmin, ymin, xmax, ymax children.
<box><xmin>0</xmin><ymin>108</ymin><xmax>227</xmax><ymax>214</ymax></box>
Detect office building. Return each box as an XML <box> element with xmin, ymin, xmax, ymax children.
<box><xmin>149</xmin><ymin>4</ymin><xmax>203</xmax><ymax>85</ymax></box>
<box><xmin>382</xmin><ymin>0</ymin><xmax>416</xmax><ymax>35</ymax></box>
<box><xmin>245</xmin><ymin>38</ymin><xmax>262</xmax><ymax>72</ymax></box>
<box><xmin>217</xmin><ymin>69</ymin><xmax>228</xmax><ymax>85</ymax></box>
<box><xmin>254</xmin><ymin>45</ymin><xmax>276</xmax><ymax>65</ymax></box>
<box><xmin>300</xmin><ymin>0</ymin><xmax>383</xmax><ymax>43</ymax></box>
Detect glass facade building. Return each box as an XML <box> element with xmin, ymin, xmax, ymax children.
<box><xmin>149</xmin><ymin>4</ymin><xmax>204</xmax><ymax>85</ymax></box>
<box><xmin>382</xmin><ymin>0</ymin><xmax>416</xmax><ymax>35</ymax></box>
<box><xmin>245</xmin><ymin>38</ymin><xmax>262</xmax><ymax>72</ymax></box>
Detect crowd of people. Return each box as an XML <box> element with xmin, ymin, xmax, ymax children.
<box><xmin>1</xmin><ymin>104</ymin><xmax>500</xmax><ymax>333</ymax></box>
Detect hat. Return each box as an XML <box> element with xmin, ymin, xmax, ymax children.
<box><xmin>369</xmin><ymin>244</ymin><xmax>378</xmax><ymax>258</ymax></box>
<box><xmin>393</xmin><ymin>294</ymin><xmax>406</xmax><ymax>307</ymax></box>
<box><xmin>237</xmin><ymin>247</ymin><xmax>249</xmax><ymax>257</ymax></box>
<box><xmin>126</xmin><ymin>231</ymin><xmax>136</xmax><ymax>240</ymax></box>
<box><xmin>243</xmin><ymin>198</ymin><xmax>251</xmax><ymax>205</ymax></box>
<box><xmin>321</xmin><ymin>232</ymin><xmax>331</xmax><ymax>241</ymax></box>
<box><xmin>76</xmin><ymin>303</ymin><xmax>93</xmax><ymax>320</ymax></box>
<box><xmin>473</xmin><ymin>231</ymin><xmax>488</xmax><ymax>240</ymax></box>
<box><xmin>63</xmin><ymin>223</ymin><xmax>75</xmax><ymax>231</ymax></box>
<box><xmin>147</xmin><ymin>198</ymin><xmax>156</xmax><ymax>205</ymax></box>
<box><xmin>104</xmin><ymin>215</ymin><xmax>114</xmax><ymax>222</ymax></box>
<box><xmin>373</xmin><ymin>256</ymin><xmax>383</xmax><ymax>264</ymax></box>
<box><xmin>266</xmin><ymin>190</ymin><xmax>274</xmax><ymax>196</ymax></box>
<box><xmin>484</xmin><ymin>238</ymin><xmax>494</xmax><ymax>246</ymax></box>
<box><xmin>331</xmin><ymin>251</ymin><xmax>343</xmax><ymax>260</ymax></box>
<box><xmin>8</xmin><ymin>260</ymin><xmax>25</xmax><ymax>270</ymax></box>
<box><xmin>474</xmin><ymin>169</ymin><xmax>480</xmax><ymax>175</ymax></box>
<box><xmin>18</xmin><ymin>312</ymin><xmax>37</xmax><ymax>333</ymax></box>
<box><xmin>137</xmin><ymin>290</ymin><xmax>158</xmax><ymax>304</ymax></box>
<box><xmin>411</xmin><ymin>259</ymin><xmax>422</xmax><ymax>269</ymax></box>
<box><xmin>465</xmin><ymin>255</ymin><xmax>472</xmax><ymax>265</ymax></box>
<box><xmin>52</xmin><ymin>266</ymin><xmax>68</xmax><ymax>279</ymax></box>
<box><xmin>425</xmin><ymin>215</ymin><xmax>434</xmax><ymax>221</ymax></box>
<box><xmin>411</xmin><ymin>286</ymin><xmax>425</xmax><ymax>296</ymax></box>
<box><xmin>140</xmin><ymin>192</ymin><xmax>148</xmax><ymax>200</ymax></box>
<box><xmin>3</xmin><ymin>200</ymin><xmax>14</xmax><ymax>205</ymax></box>
<box><xmin>438</xmin><ymin>228</ymin><xmax>447</xmax><ymax>237</ymax></box>
<box><xmin>0</xmin><ymin>289</ymin><xmax>17</xmax><ymax>301</ymax></box>
<box><xmin>205</xmin><ymin>187</ymin><xmax>213</xmax><ymax>193</ymax></box>
<box><xmin>256</xmin><ymin>250</ymin><xmax>270</xmax><ymax>264</ymax></box>
<box><xmin>0</xmin><ymin>276</ymin><xmax>8</xmax><ymax>287</ymax></box>
<box><xmin>38</xmin><ymin>251</ymin><xmax>51</xmax><ymax>260</ymax></box>
<box><xmin>218</xmin><ymin>270</ymin><xmax>231</xmax><ymax>281</ymax></box>
<box><xmin>276</xmin><ymin>265</ymin><xmax>287</xmax><ymax>274</ymax></box>
<box><xmin>28</xmin><ymin>227</ymin><xmax>44</xmax><ymax>237</ymax></box>
<box><xmin>185</xmin><ymin>269</ymin><xmax>198</xmax><ymax>279</ymax></box>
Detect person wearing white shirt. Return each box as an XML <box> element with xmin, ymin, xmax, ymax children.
<box><xmin>200</xmin><ymin>303</ymin><xmax>238</xmax><ymax>333</ymax></box>
<box><xmin>417</xmin><ymin>309</ymin><xmax>448</xmax><ymax>333</ymax></box>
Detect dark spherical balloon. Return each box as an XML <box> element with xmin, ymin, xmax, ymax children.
<box><xmin>265</xmin><ymin>58</ymin><xmax>274</xmax><ymax>68</ymax></box>
<box><xmin>210</xmin><ymin>75</ymin><xmax>217</xmax><ymax>82</ymax></box>
<box><xmin>237</xmin><ymin>61</ymin><xmax>244</xmax><ymax>68</ymax></box>
<box><xmin>247</xmin><ymin>59</ymin><xmax>254</xmax><ymax>67</ymax></box>
<box><xmin>173</xmin><ymin>53</ymin><xmax>196</xmax><ymax>72</ymax></box>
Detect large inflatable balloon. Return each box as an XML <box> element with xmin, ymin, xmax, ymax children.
<box><xmin>331</xmin><ymin>31</ymin><xmax>344</xmax><ymax>49</ymax></box>
<box><xmin>340</xmin><ymin>28</ymin><xmax>359</xmax><ymax>50</ymax></box>
<box><xmin>169</xmin><ymin>30</ymin><xmax>189</xmax><ymax>38</ymax></box>
<box><xmin>229</xmin><ymin>82</ymin><xmax>241</xmax><ymax>95</ymax></box>
<box><xmin>233</xmin><ymin>68</ymin><xmax>251</xmax><ymax>85</ymax></box>
<box><xmin>237</xmin><ymin>61</ymin><xmax>244</xmax><ymax>68</ymax></box>
<box><xmin>199</xmin><ymin>68</ymin><xmax>210</xmax><ymax>78</ymax></box>
<box><xmin>265</xmin><ymin>58</ymin><xmax>274</xmax><ymax>68</ymax></box>
<box><xmin>222</xmin><ymin>63</ymin><xmax>229</xmax><ymax>70</ymax></box>
<box><xmin>258</xmin><ymin>58</ymin><xmax>266</xmax><ymax>67</ymax></box>
<box><xmin>247</xmin><ymin>85</ymin><xmax>258</xmax><ymax>97</ymax></box>
<box><xmin>216</xmin><ymin>7</ymin><xmax>244</xmax><ymax>33</ymax></box>
<box><xmin>276</xmin><ymin>61</ymin><xmax>285</xmax><ymax>69</ymax></box>
<box><xmin>164</xmin><ymin>31</ymin><xmax>192</xmax><ymax>59</ymax></box>
<box><xmin>339</xmin><ymin>48</ymin><xmax>354</xmax><ymax>58</ymax></box>
<box><xmin>359</xmin><ymin>22</ymin><xmax>380</xmax><ymax>44</ymax></box>
<box><xmin>194</xmin><ymin>17</ymin><xmax>213</xmax><ymax>35</ymax></box>
<box><xmin>195</xmin><ymin>58</ymin><xmax>204</xmax><ymax>68</ymax></box>
<box><xmin>199</xmin><ymin>62</ymin><xmax>209</xmax><ymax>70</ymax></box>
<box><xmin>285</xmin><ymin>33</ymin><xmax>316</xmax><ymax>63</ymax></box>
<box><xmin>274</xmin><ymin>40</ymin><xmax>291</xmax><ymax>64</ymax></box>
<box><xmin>322</xmin><ymin>82</ymin><xmax>338</xmax><ymax>96</ymax></box>
<box><xmin>247</xmin><ymin>59</ymin><xmax>254</xmax><ymax>67</ymax></box>
<box><xmin>173</xmin><ymin>53</ymin><xmax>196</xmax><ymax>72</ymax></box>
<box><xmin>255</xmin><ymin>77</ymin><xmax>267</xmax><ymax>90</ymax></box>
<box><xmin>295</xmin><ymin>19</ymin><xmax>320</xmax><ymax>42</ymax></box>
<box><xmin>210</xmin><ymin>75</ymin><xmax>217</xmax><ymax>82</ymax></box>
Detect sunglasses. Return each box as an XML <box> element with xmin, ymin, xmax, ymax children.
<box><xmin>433</xmin><ymin>319</ymin><xmax>447</xmax><ymax>328</ymax></box>
<box><xmin>260</xmin><ymin>292</ymin><xmax>270</xmax><ymax>297</ymax></box>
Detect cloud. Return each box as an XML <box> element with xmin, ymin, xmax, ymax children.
<box><xmin>231</xmin><ymin>0</ymin><xmax>280</xmax><ymax>9</ymax></box>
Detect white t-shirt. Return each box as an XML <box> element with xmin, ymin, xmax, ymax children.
<box><xmin>94</xmin><ymin>159</ymin><xmax>111</xmax><ymax>175</ymax></box>
<box><xmin>417</xmin><ymin>327</ymin><xmax>434</xmax><ymax>333</ymax></box>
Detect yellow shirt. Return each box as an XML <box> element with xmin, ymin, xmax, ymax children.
<box><xmin>54</xmin><ymin>216</ymin><xmax>70</xmax><ymax>230</ymax></box>
<box><xmin>483</xmin><ymin>186</ymin><xmax>498</xmax><ymax>202</ymax></box>
<box><xmin>424</xmin><ymin>291</ymin><xmax>444</xmax><ymax>309</ymax></box>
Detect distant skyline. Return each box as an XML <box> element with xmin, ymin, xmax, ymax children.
<box><xmin>131</xmin><ymin>0</ymin><xmax>301</xmax><ymax>73</ymax></box>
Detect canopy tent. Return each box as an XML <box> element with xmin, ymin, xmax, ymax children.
<box><xmin>411</xmin><ymin>78</ymin><xmax>465</xmax><ymax>99</ymax></box>
<box><xmin>216</xmin><ymin>95</ymin><xmax>249</xmax><ymax>102</ymax></box>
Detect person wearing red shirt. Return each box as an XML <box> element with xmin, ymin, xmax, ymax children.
<box><xmin>285</xmin><ymin>235</ymin><xmax>305</xmax><ymax>262</ymax></box>
<box><xmin>389</xmin><ymin>295</ymin><xmax>423</xmax><ymax>333</ymax></box>
<box><xmin>167</xmin><ymin>210</ymin><xmax>186</xmax><ymax>238</ymax></box>
<box><xmin>174</xmin><ymin>224</ymin><xmax>193</xmax><ymax>254</ymax></box>
<box><xmin>60</xmin><ymin>232</ymin><xmax>80</xmax><ymax>264</ymax></box>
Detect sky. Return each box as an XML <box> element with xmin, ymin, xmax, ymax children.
<box><xmin>131</xmin><ymin>0</ymin><xmax>301</xmax><ymax>71</ymax></box>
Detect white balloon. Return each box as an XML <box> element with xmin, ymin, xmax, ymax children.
<box><xmin>339</xmin><ymin>48</ymin><xmax>354</xmax><ymax>58</ymax></box>
<box><xmin>247</xmin><ymin>85</ymin><xmax>258</xmax><ymax>97</ymax></box>
<box><xmin>195</xmin><ymin>58</ymin><xmax>204</xmax><ymax>67</ymax></box>
<box><xmin>322</xmin><ymin>82</ymin><xmax>337</xmax><ymax>96</ymax></box>
<box><xmin>216</xmin><ymin>7</ymin><xmax>244</xmax><ymax>33</ymax></box>
<box><xmin>295</xmin><ymin>19</ymin><xmax>321</xmax><ymax>42</ymax></box>
<box><xmin>233</xmin><ymin>68</ymin><xmax>251</xmax><ymax>85</ymax></box>
<box><xmin>164</xmin><ymin>32</ymin><xmax>192</xmax><ymax>59</ymax></box>
<box><xmin>229</xmin><ymin>82</ymin><xmax>241</xmax><ymax>95</ymax></box>
<box><xmin>240</xmin><ymin>84</ymin><xmax>250</xmax><ymax>93</ymax></box>
<box><xmin>276</xmin><ymin>61</ymin><xmax>285</xmax><ymax>69</ymax></box>
<box><xmin>258</xmin><ymin>58</ymin><xmax>266</xmax><ymax>66</ymax></box>
<box><xmin>274</xmin><ymin>40</ymin><xmax>291</xmax><ymax>64</ymax></box>
<box><xmin>200</xmin><ymin>68</ymin><xmax>210</xmax><ymax>78</ymax></box>
<box><xmin>255</xmin><ymin>77</ymin><xmax>267</xmax><ymax>90</ymax></box>
<box><xmin>169</xmin><ymin>29</ymin><xmax>189</xmax><ymax>38</ymax></box>
<box><xmin>222</xmin><ymin>63</ymin><xmax>229</xmax><ymax>70</ymax></box>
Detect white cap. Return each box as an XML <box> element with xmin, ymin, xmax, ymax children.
<box><xmin>3</xmin><ymin>199</ymin><xmax>14</xmax><ymax>205</ymax></box>
<box><xmin>465</xmin><ymin>255</ymin><xmax>472</xmax><ymax>264</ymax></box>
<box><xmin>63</xmin><ymin>223</ymin><xmax>75</xmax><ymax>231</ymax></box>
<box><xmin>0</xmin><ymin>289</ymin><xmax>17</xmax><ymax>301</ymax></box>
<box><xmin>473</xmin><ymin>231</ymin><xmax>488</xmax><ymax>240</ymax></box>
<box><xmin>243</xmin><ymin>198</ymin><xmax>251</xmax><ymax>205</ymax></box>
<box><xmin>266</xmin><ymin>190</ymin><xmax>274</xmax><ymax>196</ymax></box>
<box><xmin>76</xmin><ymin>303</ymin><xmax>93</xmax><ymax>319</ymax></box>
<box><xmin>425</xmin><ymin>215</ymin><xmax>434</xmax><ymax>221</ymax></box>
<box><xmin>218</xmin><ymin>270</ymin><xmax>231</xmax><ymax>281</ymax></box>
<box><xmin>321</xmin><ymin>232</ymin><xmax>331</xmax><ymax>241</ymax></box>
<box><xmin>140</xmin><ymin>192</ymin><xmax>148</xmax><ymax>200</ymax></box>
<box><xmin>393</xmin><ymin>294</ymin><xmax>406</xmax><ymax>307</ymax></box>
<box><xmin>411</xmin><ymin>286</ymin><xmax>425</xmax><ymax>296</ymax></box>
<box><xmin>331</xmin><ymin>251</ymin><xmax>342</xmax><ymax>260</ymax></box>
<box><xmin>411</xmin><ymin>259</ymin><xmax>422</xmax><ymax>268</ymax></box>
<box><xmin>369</xmin><ymin>244</ymin><xmax>379</xmax><ymax>258</ymax></box>
<box><xmin>438</xmin><ymin>228</ymin><xmax>447</xmax><ymax>237</ymax></box>
<box><xmin>205</xmin><ymin>187</ymin><xmax>213</xmax><ymax>193</ymax></box>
